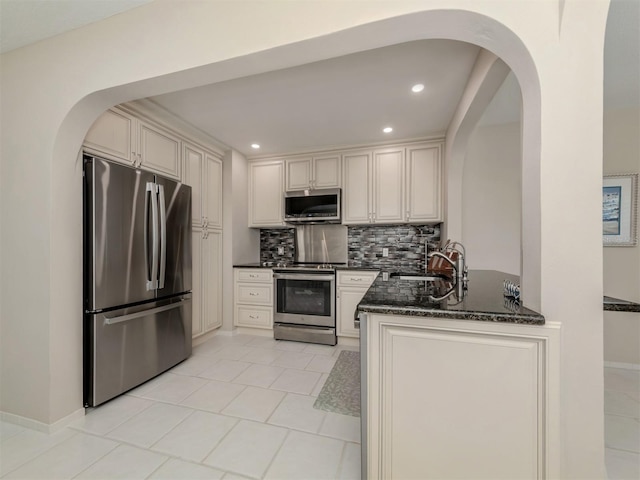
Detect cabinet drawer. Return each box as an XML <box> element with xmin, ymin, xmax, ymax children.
<box><xmin>235</xmin><ymin>305</ymin><xmax>273</xmax><ymax>329</ymax></box>
<box><xmin>236</xmin><ymin>269</ymin><xmax>272</xmax><ymax>283</ymax></box>
<box><xmin>337</xmin><ymin>271</ymin><xmax>378</xmax><ymax>287</ymax></box>
<box><xmin>236</xmin><ymin>283</ymin><xmax>273</xmax><ymax>305</ymax></box>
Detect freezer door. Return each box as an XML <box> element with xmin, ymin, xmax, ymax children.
<box><xmin>85</xmin><ymin>295</ymin><xmax>192</xmax><ymax>407</ymax></box>
<box><xmin>155</xmin><ymin>176</ymin><xmax>192</xmax><ymax>298</ymax></box>
<box><xmin>86</xmin><ymin>157</ymin><xmax>157</xmax><ymax>310</ymax></box>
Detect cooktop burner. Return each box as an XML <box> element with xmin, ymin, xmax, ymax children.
<box><xmin>264</xmin><ymin>261</ymin><xmax>346</xmax><ymax>272</ymax></box>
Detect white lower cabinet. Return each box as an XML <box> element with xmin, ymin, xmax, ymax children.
<box><xmin>192</xmin><ymin>228</ymin><xmax>222</xmax><ymax>338</ymax></box>
<box><xmin>364</xmin><ymin>314</ymin><xmax>560</xmax><ymax>479</ymax></box>
<box><xmin>336</xmin><ymin>270</ymin><xmax>378</xmax><ymax>338</ymax></box>
<box><xmin>233</xmin><ymin>268</ymin><xmax>274</xmax><ymax>329</ymax></box>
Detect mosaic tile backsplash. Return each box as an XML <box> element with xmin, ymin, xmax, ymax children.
<box><xmin>260</xmin><ymin>224</ymin><xmax>441</xmax><ymax>271</ymax></box>
<box><xmin>260</xmin><ymin>228</ymin><xmax>296</xmax><ymax>264</ymax></box>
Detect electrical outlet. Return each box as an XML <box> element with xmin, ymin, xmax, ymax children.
<box><xmin>382</xmin><ymin>247</ymin><xmax>389</xmax><ymax>257</ymax></box>
<box><xmin>277</xmin><ymin>246</ymin><xmax>284</xmax><ymax>255</ymax></box>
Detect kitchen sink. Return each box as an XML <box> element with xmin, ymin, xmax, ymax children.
<box><xmin>390</xmin><ymin>272</ymin><xmax>450</xmax><ymax>282</ymax></box>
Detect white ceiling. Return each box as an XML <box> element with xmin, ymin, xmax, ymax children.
<box><xmin>150</xmin><ymin>40</ymin><xmax>481</xmax><ymax>156</ymax></box>
<box><xmin>1</xmin><ymin>0</ymin><xmax>637</xmax><ymax>157</ymax></box>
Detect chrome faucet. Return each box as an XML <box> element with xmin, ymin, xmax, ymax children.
<box><xmin>427</xmin><ymin>242</ymin><xmax>468</xmax><ymax>284</ymax></box>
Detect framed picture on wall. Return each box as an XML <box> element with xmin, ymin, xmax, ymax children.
<box><xmin>603</xmin><ymin>173</ymin><xmax>638</xmax><ymax>246</ymax></box>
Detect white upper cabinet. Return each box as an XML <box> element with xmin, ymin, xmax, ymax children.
<box><xmin>343</xmin><ymin>147</ymin><xmax>404</xmax><ymax>224</ymax></box>
<box><xmin>372</xmin><ymin>147</ymin><xmax>404</xmax><ymax>224</ymax></box>
<box><xmin>138</xmin><ymin>120</ymin><xmax>181</xmax><ymax>179</ymax></box>
<box><xmin>249</xmin><ymin>160</ymin><xmax>285</xmax><ymax>227</ymax></box>
<box><xmin>84</xmin><ymin>108</ymin><xmax>136</xmax><ymax>164</ymax></box>
<box><xmin>183</xmin><ymin>143</ymin><xmax>223</xmax><ymax>229</ymax></box>
<box><xmin>285</xmin><ymin>154</ymin><xmax>340</xmax><ymax>191</ymax></box>
<box><xmin>342</xmin><ymin>151</ymin><xmax>372</xmax><ymax>224</ymax></box>
<box><xmin>285</xmin><ymin>156</ymin><xmax>312</xmax><ymax>191</ymax></box>
<box><xmin>182</xmin><ymin>144</ymin><xmax>205</xmax><ymax>226</ymax></box>
<box><xmin>405</xmin><ymin>142</ymin><xmax>443</xmax><ymax>222</ymax></box>
<box><xmin>204</xmin><ymin>152</ymin><xmax>223</xmax><ymax>229</ymax></box>
<box><xmin>251</xmin><ymin>139</ymin><xmax>443</xmax><ymax>227</ymax></box>
<box><xmin>84</xmin><ymin>108</ymin><xmax>181</xmax><ymax>179</ymax></box>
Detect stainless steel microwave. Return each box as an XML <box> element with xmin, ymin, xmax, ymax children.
<box><xmin>284</xmin><ymin>188</ymin><xmax>341</xmax><ymax>223</ymax></box>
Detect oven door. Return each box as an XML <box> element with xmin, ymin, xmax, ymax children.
<box><xmin>273</xmin><ymin>272</ymin><xmax>335</xmax><ymax>327</ymax></box>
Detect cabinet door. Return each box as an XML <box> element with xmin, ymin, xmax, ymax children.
<box><xmin>368</xmin><ymin>319</ymin><xmax>543</xmax><ymax>479</ymax></box>
<box><xmin>203</xmin><ymin>230</ymin><xmax>222</xmax><ymax>331</ymax></box>
<box><xmin>312</xmin><ymin>154</ymin><xmax>341</xmax><ymax>189</ymax></box>
<box><xmin>342</xmin><ymin>151</ymin><xmax>371</xmax><ymax>224</ymax></box>
<box><xmin>191</xmin><ymin>228</ymin><xmax>204</xmax><ymax>337</ymax></box>
<box><xmin>204</xmin><ymin>154</ymin><xmax>223</xmax><ymax>229</ymax></box>
<box><xmin>286</xmin><ymin>157</ymin><xmax>312</xmax><ymax>191</ymax></box>
<box><xmin>373</xmin><ymin>148</ymin><xmax>404</xmax><ymax>223</ymax></box>
<box><xmin>84</xmin><ymin>109</ymin><xmax>135</xmax><ymax>165</ymax></box>
<box><xmin>337</xmin><ymin>287</ymin><xmax>367</xmax><ymax>337</ymax></box>
<box><xmin>138</xmin><ymin>121</ymin><xmax>181</xmax><ymax>179</ymax></box>
<box><xmin>406</xmin><ymin>143</ymin><xmax>442</xmax><ymax>222</ymax></box>
<box><xmin>183</xmin><ymin>143</ymin><xmax>204</xmax><ymax>227</ymax></box>
<box><xmin>249</xmin><ymin>161</ymin><xmax>284</xmax><ymax>227</ymax></box>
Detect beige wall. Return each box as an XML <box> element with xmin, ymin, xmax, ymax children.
<box><xmin>0</xmin><ymin>1</ymin><xmax>609</xmax><ymax>476</ymax></box>
<box><xmin>603</xmin><ymin>107</ymin><xmax>640</xmax><ymax>366</ymax></box>
<box><xmin>462</xmin><ymin>121</ymin><xmax>521</xmax><ymax>275</ymax></box>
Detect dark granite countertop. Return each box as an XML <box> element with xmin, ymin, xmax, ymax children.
<box><xmin>357</xmin><ymin>269</ymin><xmax>545</xmax><ymax>325</ymax></box>
<box><xmin>604</xmin><ymin>296</ymin><xmax>640</xmax><ymax>312</ymax></box>
<box><xmin>234</xmin><ymin>263</ymin><xmax>274</xmax><ymax>268</ymax></box>
<box><xmin>233</xmin><ymin>262</ymin><xmax>381</xmax><ymax>271</ymax></box>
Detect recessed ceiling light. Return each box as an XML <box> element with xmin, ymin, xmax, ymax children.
<box><xmin>411</xmin><ymin>84</ymin><xmax>425</xmax><ymax>93</ymax></box>
<box><xmin>251</xmin><ymin>143</ymin><xmax>260</xmax><ymax>149</ymax></box>
<box><xmin>383</xmin><ymin>127</ymin><xmax>393</xmax><ymax>133</ymax></box>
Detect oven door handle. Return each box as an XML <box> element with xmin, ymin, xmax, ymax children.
<box><xmin>273</xmin><ymin>273</ymin><xmax>335</xmax><ymax>282</ymax></box>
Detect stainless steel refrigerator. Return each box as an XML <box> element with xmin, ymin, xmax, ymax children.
<box><xmin>83</xmin><ymin>155</ymin><xmax>192</xmax><ymax>407</ymax></box>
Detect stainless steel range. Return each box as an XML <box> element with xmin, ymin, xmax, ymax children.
<box><xmin>273</xmin><ymin>225</ymin><xmax>347</xmax><ymax>345</ymax></box>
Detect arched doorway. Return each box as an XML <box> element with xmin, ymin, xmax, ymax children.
<box><xmin>2</xmin><ymin>2</ymin><xmax>610</xmax><ymax>477</ymax></box>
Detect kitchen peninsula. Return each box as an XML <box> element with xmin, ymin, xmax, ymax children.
<box><xmin>357</xmin><ymin>269</ymin><xmax>544</xmax><ymax>324</ymax></box>
<box><xmin>357</xmin><ymin>269</ymin><xmax>560</xmax><ymax>479</ymax></box>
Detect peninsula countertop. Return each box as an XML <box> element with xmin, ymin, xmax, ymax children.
<box><xmin>604</xmin><ymin>296</ymin><xmax>640</xmax><ymax>312</ymax></box>
<box><xmin>357</xmin><ymin>269</ymin><xmax>545</xmax><ymax>325</ymax></box>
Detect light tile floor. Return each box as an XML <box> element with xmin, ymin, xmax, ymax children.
<box><xmin>1</xmin><ymin>336</ymin><xmax>637</xmax><ymax>479</ymax></box>
<box><xmin>0</xmin><ymin>334</ymin><xmax>360</xmax><ymax>480</ymax></box>
<box><xmin>604</xmin><ymin>367</ymin><xmax>640</xmax><ymax>480</ymax></box>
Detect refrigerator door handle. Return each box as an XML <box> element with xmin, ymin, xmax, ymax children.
<box><xmin>103</xmin><ymin>298</ymin><xmax>190</xmax><ymax>325</ymax></box>
<box><xmin>144</xmin><ymin>182</ymin><xmax>151</xmax><ymax>289</ymax></box>
<box><xmin>158</xmin><ymin>184</ymin><xmax>167</xmax><ymax>289</ymax></box>
<box><xmin>146</xmin><ymin>182</ymin><xmax>159</xmax><ymax>290</ymax></box>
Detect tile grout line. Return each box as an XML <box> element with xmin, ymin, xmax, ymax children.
<box><xmin>259</xmin><ymin>427</ymin><xmax>293</xmax><ymax>479</ymax></box>
<box><xmin>68</xmin><ymin>440</ymin><xmax>122</xmax><ymax>480</ymax></box>
<box><xmin>0</xmin><ymin>430</ymin><xmax>81</xmax><ymax>478</ymax></box>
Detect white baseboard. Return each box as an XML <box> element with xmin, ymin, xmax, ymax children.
<box><xmin>604</xmin><ymin>361</ymin><xmax>640</xmax><ymax>371</ymax></box>
<box><xmin>0</xmin><ymin>408</ymin><xmax>85</xmax><ymax>434</ymax></box>
<box><xmin>338</xmin><ymin>336</ymin><xmax>360</xmax><ymax>347</ymax></box>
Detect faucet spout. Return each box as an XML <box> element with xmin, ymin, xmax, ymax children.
<box><xmin>427</xmin><ymin>248</ymin><xmax>468</xmax><ymax>283</ymax></box>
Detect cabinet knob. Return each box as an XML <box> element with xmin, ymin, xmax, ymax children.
<box><xmin>350</xmin><ymin>277</ymin><xmax>362</xmax><ymax>282</ymax></box>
